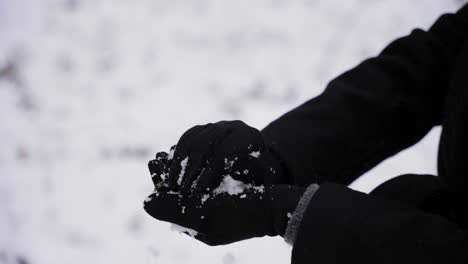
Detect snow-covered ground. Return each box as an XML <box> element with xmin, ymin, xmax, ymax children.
<box><xmin>0</xmin><ymin>0</ymin><xmax>465</xmax><ymax>263</ymax></box>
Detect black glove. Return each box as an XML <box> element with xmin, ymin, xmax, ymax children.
<box><xmin>148</xmin><ymin>148</ymin><xmax>173</xmax><ymax>189</ymax></box>
<box><xmin>148</xmin><ymin>120</ymin><xmax>288</xmax><ymax>194</ymax></box>
<box><xmin>143</xmin><ymin>183</ymin><xmax>305</xmax><ymax>246</ymax></box>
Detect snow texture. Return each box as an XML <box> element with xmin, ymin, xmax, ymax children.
<box><xmin>213</xmin><ymin>176</ymin><xmax>250</xmax><ymax>196</ymax></box>
<box><xmin>201</xmin><ymin>194</ymin><xmax>210</xmax><ymax>204</ymax></box>
<box><xmin>222</xmin><ymin>252</ymin><xmax>236</xmax><ymax>264</ymax></box>
<box><xmin>212</xmin><ymin>175</ymin><xmax>265</xmax><ymax>197</ymax></box>
<box><xmin>249</xmin><ymin>151</ymin><xmax>261</xmax><ymax>158</ymax></box>
<box><xmin>178</xmin><ymin>157</ymin><xmax>189</xmax><ymax>186</ymax></box>
<box><xmin>144</xmin><ymin>196</ymin><xmax>153</xmax><ymax>203</ymax></box>
<box><xmin>252</xmin><ymin>185</ymin><xmax>265</xmax><ymax>193</ymax></box>
<box><xmin>224</xmin><ymin>158</ymin><xmax>236</xmax><ymax>170</ymax></box>
<box><xmin>0</xmin><ymin>0</ymin><xmax>462</xmax><ymax>263</ymax></box>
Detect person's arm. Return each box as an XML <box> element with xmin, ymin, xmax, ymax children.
<box><xmin>290</xmin><ymin>182</ymin><xmax>468</xmax><ymax>264</ymax></box>
<box><xmin>262</xmin><ymin>5</ymin><xmax>468</xmax><ymax>187</ymax></box>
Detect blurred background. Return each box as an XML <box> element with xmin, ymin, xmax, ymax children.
<box><xmin>1</xmin><ymin>0</ymin><xmax>466</xmax><ymax>263</ymax></box>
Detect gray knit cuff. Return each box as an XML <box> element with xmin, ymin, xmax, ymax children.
<box><xmin>284</xmin><ymin>184</ymin><xmax>320</xmax><ymax>245</ymax></box>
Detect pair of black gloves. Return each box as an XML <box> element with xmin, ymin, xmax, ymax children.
<box><xmin>143</xmin><ymin>121</ymin><xmax>308</xmax><ymax>245</ymax></box>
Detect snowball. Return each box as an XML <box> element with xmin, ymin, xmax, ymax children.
<box><xmin>177</xmin><ymin>157</ymin><xmax>189</xmax><ymax>185</ymax></box>
<box><xmin>249</xmin><ymin>151</ymin><xmax>261</xmax><ymax>158</ymax></box>
<box><xmin>243</xmin><ymin>169</ymin><xmax>249</xmax><ymax>175</ymax></box>
<box><xmin>213</xmin><ymin>175</ymin><xmax>249</xmax><ymax>195</ymax></box>
<box><xmin>171</xmin><ymin>224</ymin><xmax>198</xmax><ymax>238</ymax></box>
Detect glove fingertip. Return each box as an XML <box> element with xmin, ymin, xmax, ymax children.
<box><xmin>143</xmin><ymin>192</ymin><xmax>159</xmax><ymax>209</ymax></box>
<box><xmin>143</xmin><ymin>190</ymin><xmax>183</xmax><ymax>220</ymax></box>
<box><xmin>148</xmin><ymin>159</ymin><xmax>157</xmax><ymax>173</ymax></box>
<box><xmin>155</xmin><ymin>151</ymin><xmax>169</xmax><ymax>160</ymax></box>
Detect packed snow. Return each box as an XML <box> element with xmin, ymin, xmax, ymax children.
<box><xmin>1</xmin><ymin>0</ymin><xmax>463</xmax><ymax>263</ymax></box>
<box><xmin>213</xmin><ymin>176</ymin><xmax>250</xmax><ymax>196</ymax></box>
<box><xmin>178</xmin><ymin>157</ymin><xmax>189</xmax><ymax>186</ymax></box>
<box><xmin>249</xmin><ymin>151</ymin><xmax>261</xmax><ymax>158</ymax></box>
<box><xmin>252</xmin><ymin>185</ymin><xmax>265</xmax><ymax>194</ymax></box>
<box><xmin>201</xmin><ymin>194</ymin><xmax>210</xmax><ymax>204</ymax></box>
<box><xmin>212</xmin><ymin>175</ymin><xmax>266</xmax><ymax>196</ymax></box>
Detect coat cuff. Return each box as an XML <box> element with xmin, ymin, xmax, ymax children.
<box><xmin>290</xmin><ymin>182</ymin><xmax>464</xmax><ymax>264</ymax></box>
<box><xmin>284</xmin><ymin>184</ymin><xmax>320</xmax><ymax>245</ymax></box>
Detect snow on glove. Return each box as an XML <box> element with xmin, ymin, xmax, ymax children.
<box><xmin>148</xmin><ymin>120</ymin><xmax>288</xmax><ymax>194</ymax></box>
<box><xmin>143</xmin><ymin>182</ymin><xmax>305</xmax><ymax>246</ymax></box>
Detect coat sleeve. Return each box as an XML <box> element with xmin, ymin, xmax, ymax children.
<box><xmin>291</xmin><ymin>183</ymin><xmax>468</xmax><ymax>264</ymax></box>
<box><xmin>261</xmin><ymin>5</ymin><xmax>468</xmax><ymax>187</ymax></box>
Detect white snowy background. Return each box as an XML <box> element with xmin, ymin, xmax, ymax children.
<box><xmin>0</xmin><ymin>0</ymin><xmax>466</xmax><ymax>263</ymax></box>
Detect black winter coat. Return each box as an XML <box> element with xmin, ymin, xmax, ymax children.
<box><xmin>262</xmin><ymin>4</ymin><xmax>468</xmax><ymax>263</ymax></box>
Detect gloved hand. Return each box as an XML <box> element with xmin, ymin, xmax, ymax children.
<box><xmin>148</xmin><ymin>120</ymin><xmax>289</xmax><ymax>194</ymax></box>
<box><xmin>143</xmin><ymin>183</ymin><xmax>305</xmax><ymax>246</ymax></box>
<box><xmin>145</xmin><ymin>144</ymin><xmax>305</xmax><ymax>245</ymax></box>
